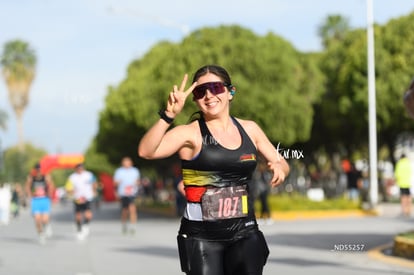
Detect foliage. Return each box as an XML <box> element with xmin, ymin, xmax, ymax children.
<box><xmin>0</xmin><ymin>39</ymin><xmax>37</xmax><ymax>148</ymax></box>
<box><xmin>50</xmin><ymin>169</ymin><xmax>72</xmax><ymax>188</ymax></box>
<box><xmin>86</xmin><ymin>12</ymin><xmax>414</xmax><ymax>178</ymax></box>
<box><xmin>318</xmin><ymin>14</ymin><xmax>350</xmax><ymax>48</ymax></box>
<box><xmin>398</xmin><ymin>231</ymin><xmax>414</xmax><ymax>240</ymax></box>
<box><xmin>314</xmin><ymin>28</ymin><xmax>370</xmax><ymax>153</ymax></box>
<box><xmin>0</xmin><ymin>143</ymin><xmax>47</xmax><ymax>184</ymax></box>
<box><xmin>0</xmin><ymin>40</ymin><xmax>36</xmax><ymax>110</ymax></box>
<box><xmin>312</xmin><ymin>11</ymin><xmax>414</xmax><ymax>159</ymax></box>
<box><xmin>83</xmin><ymin>139</ymin><xmax>116</xmax><ymax>175</ymax></box>
<box><xmin>1</xmin><ymin>40</ymin><xmax>36</xmax><ymax>81</ymax></box>
<box><xmin>0</xmin><ymin>109</ymin><xmax>7</xmax><ymax>130</ymax></box>
<box><xmin>93</xmin><ymin>25</ymin><xmax>325</xmax><ymax>171</ymax></box>
<box><xmin>375</xmin><ymin>12</ymin><xmax>414</xmax><ymax>152</ymax></box>
<box><xmin>260</xmin><ymin>193</ymin><xmax>361</xmax><ymax>211</ymax></box>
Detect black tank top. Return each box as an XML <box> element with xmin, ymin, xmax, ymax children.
<box><xmin>182</xmin><ymin>116</ymin><xmax>257</xmax><ymax>190</ymax></box>
<box><xmin>31</xmin><ymin>174</ymin><xmax>48</xmax><ymax>198</ymax></box>
<box><xmin>182</xmin><ymin>117</ymin><xmax>257</xmax><ymax>207</ymax></box>
<box><xmin>180</xmin><ymin>116</ymin><xmax>259</xmax><ymax>239</ymax></box>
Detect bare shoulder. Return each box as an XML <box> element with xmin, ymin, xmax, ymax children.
<box><xmin>175</xmin><ymin>120</ymin><xmax>202</xmax><ymax>159</ymax></box>
<box><xmin>234</xmin><ymin>117</ymin><xmax>266</xmax><ymax>146</ymax></box>
<box><xmin>234</xmin><ymin>117</ymin><xmax>261</xmax><ymax>132</ymax></box>
<box><xmin>172</xmin><ymin>120</ymin><xmax>199</xmax><ymax>134</ymax></box>
<box><xmin>170</xmin><ymin>120</ymin><xmax>200</xmax><ymax>144</ymax></box>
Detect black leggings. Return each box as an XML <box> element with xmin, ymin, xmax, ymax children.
<box><xmin>177</xmin><ymin>230</ymin><xmax>269</xmax><ymax>275</ymax></box>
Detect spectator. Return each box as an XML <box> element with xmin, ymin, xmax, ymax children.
<box><xmin>10</xmin><ymin>184</ymin><xmax>22</xmax><ymax>218</ymax></box>
<box><xmin>253</xmin><ymin>160</ymin><xmax>273</xmax><ymax>225</ymax></box>
<box><xmin>346</xmin><ymin>162</ymin><xmax>363</xmax><ymax>202</ymax></box>
<box><xmin>0</xmin><ymin>182</ymin><xmax>11</xmax><ymax>225</ymax></box>
<box><xmin>394</xmin><ymin>154</ymin><xmax>413</xmax><ymax>217</ymax></box>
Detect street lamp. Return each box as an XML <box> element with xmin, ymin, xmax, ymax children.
<box><xmin>366</xmin><ymin>0</ymin><xmax>378</xmax><ymax>207</ymax></box>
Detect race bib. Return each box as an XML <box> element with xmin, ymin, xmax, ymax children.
<box><xmin>124</xmin><ymin>185</ymin><xmax>135</xmax><ymax>196</ymax></box>
<box><xmin>34</xmin><ymin>186</ymin><xmax>46</xmax><ymax>197</ymax></box>
<box><xmin>201</xmin><ymin>185</ymin><xmax>248</xmax><ymax>221</ymax></box>
<box><xmin>76</xmin><ymin>197</ymin><xmax>86</xmax><ymax>204</ymax></box>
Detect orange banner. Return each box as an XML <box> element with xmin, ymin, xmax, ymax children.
<box><xmin>40</xmin><ymin>154</ymin><xmax>84</xmax><ymax>174</ymax></box>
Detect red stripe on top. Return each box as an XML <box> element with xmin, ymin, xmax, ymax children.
<box><xmin>185</xmin><ymin>186</ymin><xmax>207</xmax><ymax>203</ymax></box>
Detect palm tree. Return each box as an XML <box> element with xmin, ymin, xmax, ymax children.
<box><xmin>0</xmin><ymin>40</ymin><xmax>36</xmax><ymax>150</ymax></box>
<box><xmin>318</xmin><ymin>14</ymin><xmax>350</xmax><ymax>48</ymax></box>
<box><xmin>0</xmin><ymin>109</ymin><xmax>7</xmax><ymax>131</ymax></box>
<box><xmin>0</xmin><ymin>109</ymin><xmax>7</xmax><ymax>173</ymax></box>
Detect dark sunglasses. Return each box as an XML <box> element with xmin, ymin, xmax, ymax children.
<box><xmin>192</xmin><ymin>81</ymin><xmax>230</xmax><ymax>100</ymax></box>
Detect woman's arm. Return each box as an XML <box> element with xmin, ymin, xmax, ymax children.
<box><xmin>138</xmin><ymin>74</ymin><xmax>198</xmax><ymax>159</ymax></box>
<box><xmin>25</xmin><ymin>175</ymin><xmax>32</xmax><ymax>199</ymax></box>
<box><xmin>139</xmin><ymin>124</ymin><xmax>193</xmax><ymax>159</ymax></box>
<box><xmin>45</xmin><ymin>174</ymin><xmax>55</xmax><ymax>198</ymax></box>
<box><xmin>242</xmin><ymin>120</ymin><xmax>290</xmax><ymax>187</ymax></box>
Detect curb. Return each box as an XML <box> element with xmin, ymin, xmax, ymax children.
<box><xmin>139</xmin><ymin>207</ymin><xmax>380</xmax><ymax>220</ymax></box>
<box><xmin>368</xmin><ymin>242</ymin><xmax>414</xmax><ymax>269</ymax></box>
<box><xmin>271</xmin><ymin>209</ymin><xmax>378</xmax><ymax>221</ymax></box>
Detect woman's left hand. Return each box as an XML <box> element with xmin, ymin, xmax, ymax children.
<box><xmin>267</xmin><ymin>161</ymin><xmax>287</xmax><ymax>187</ymax></box>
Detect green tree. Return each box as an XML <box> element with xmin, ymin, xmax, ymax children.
<box><xmin>84</xmin><ymin>139</ymin><xmax>116</xmax><ymax>175</ymax></box>
<box><xmin>375</xmin><ymin>12</ymin><xmax>414</xmax><ymax>155</ymax></box>
<box><xmin>0</xmin><ymin>109</ymin><xmax>7</xmax><ymax>131</ymax></box>
<box><xmin>0</xmin><ymin>109</ymin><xmax>6</xmax><ymax>173</ymax></box>
<box><xmin>0</xmin><ymin>143</ymin><xmax>47</xmax><ymax>184</ymax></box>
<box><xmin>318</xmin><ymin>14</ymin><xmax>350</xmax><ymax>48</ymax></box>
<box><xmin>315</xmin><ymin>28</ymin><xmax>369</xmax><ymax>154</ymax></box>
<box><xmin>0</xmin><ymin>40</ymin><xmax>36</xmax><ymax>150</ymax></box>
<box><xmin>314</xmin><ymin>11</ymin><xmax>414</xmax><ymax>159</ymax></box>
<box><xmin>92</xmin><ymin>25</ymin><xmax>325</xmax><ymax>170</ymax></box>
<box><xmin>49</xmin><ymin>169</ymin><xmax>72</xmax><ymax>188</ymax></box>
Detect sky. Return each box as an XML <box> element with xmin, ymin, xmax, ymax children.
<box><xmin>1</xmin><ymin>0</ymin><xmax>414</xmax><ymax>154</ymax></box>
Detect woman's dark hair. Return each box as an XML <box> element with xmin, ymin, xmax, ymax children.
<box><xmin>192</xmin><ymin>65</ymin><xmax>232</xmax><ymax>85</ymax></box>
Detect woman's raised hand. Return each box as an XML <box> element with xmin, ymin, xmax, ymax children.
<box><xmin>166</xmin><ymin>74</ymin><xmax>198</xmax><ymax>117</ymax></box>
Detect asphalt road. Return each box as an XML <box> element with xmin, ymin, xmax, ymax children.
<box><xmin>1</xmin><ymin>202</ymin><xmax>414</xmax><ymax>275</ymax></box>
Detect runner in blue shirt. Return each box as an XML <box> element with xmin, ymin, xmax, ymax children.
<box><xmin>113</xmin><ymin>157</ymin><xmax>141</xmax><ymax>235</ymax></box>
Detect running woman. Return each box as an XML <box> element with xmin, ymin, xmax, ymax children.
<box><xmin>139</xmin><ymin>65</ymin><xmax>289</xmax><ymax>275</ymax></box>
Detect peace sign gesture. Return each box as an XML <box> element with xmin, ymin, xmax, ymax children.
<box><xmin>165</xmin><ymin>74</ymin><xmax>198</xmax><ymax>117</ymax></box>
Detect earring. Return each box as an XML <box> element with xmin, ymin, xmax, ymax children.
<box><xmin>230</xmin><ymin>86</ymin><xmax>236</xmax><ymax>96</ymax></box>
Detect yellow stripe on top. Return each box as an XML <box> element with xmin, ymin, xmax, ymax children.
<box><xmin>242</xmin><ymin>195</ymin><xmax>248</xmax><ymax>214</ymax></box>
<box><xmin>239</xmin><ymin>153</ymin><xmax>256</xmax><ymax>162</ymax></box>
<box><xmin>182</xmin><ymin>169</ymin><xmax>216</xmax><ymax>186</ymax></box>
